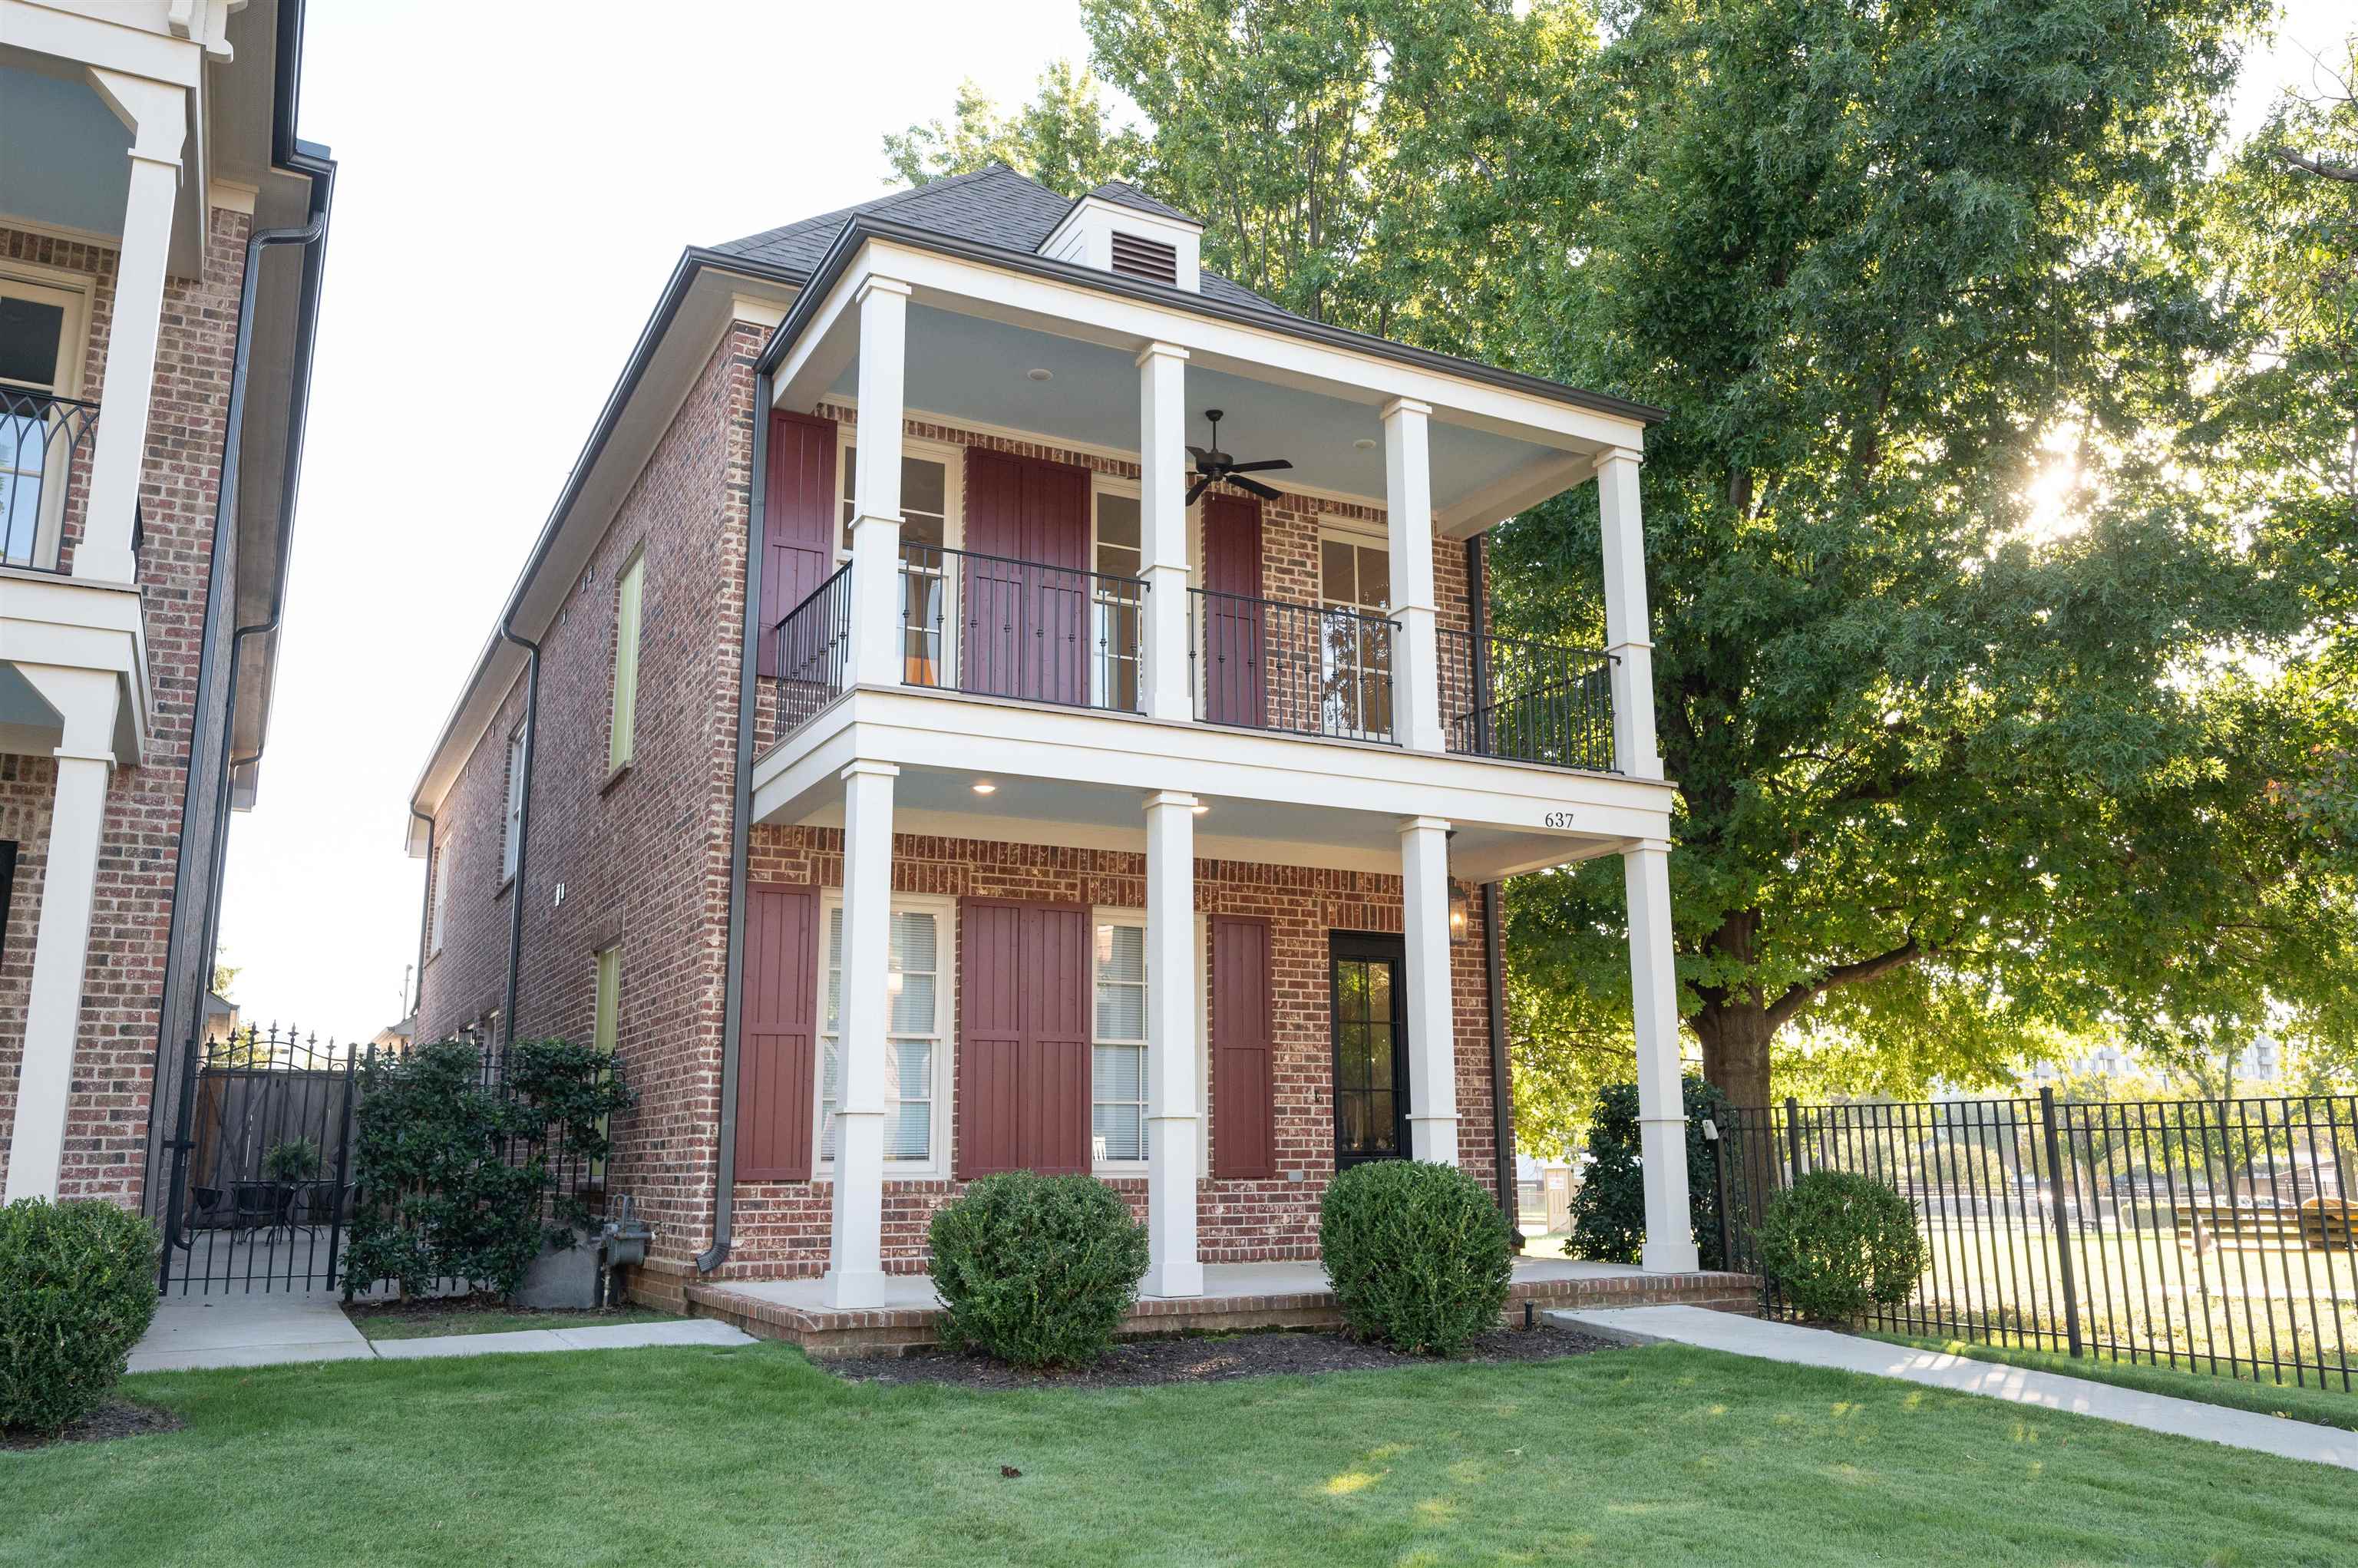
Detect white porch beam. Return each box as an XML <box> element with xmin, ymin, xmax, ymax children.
<box><xmin>77</xmin><ymin>68</ymin><xmax>187</xmax><ymax>585</ymax></box>
<box><xmin>1596</xmin><ymin>447</ymin><xmax>1662</xmax><ymax>779</ymax></box>
<box><xmin>2</xmin><ymin>664</ymin><xmax>120</xmax><ymax>1202</ymax></box>
<box><xmin>847</xmin><ymin>278</ymin><xmax>910</xmax><ymax>690</ymax></box>
<box><xmin>1436</xmin><ymin>450</ymin><xmax>1597</xmax><ymax>539</ymax></box>
<box><xmin>1624</xmin><ymin>838</ymin><xmax>1699</xmax><ymax>1273</ymax></box>
<box><xmin>1137</xmin><ymin>343</ymin><xmax>1192</xmax><ymax>723</ymax></box>
<box><xmin>1383</xmin><ymin>398</ymin><xmax>1443</xmax><ymax>753</ymax></box>
<box><xmin>1399</xmin><ymin>815</ymin><xmax>1459</xmax><ymax>1164</ymax></box>
<box><xmin>1141</xmin><ymin>789</ymin><xmax>1202</xmax><ymax>1297</ymax></box>
<box><xmin>824</xmin><ymin>758</ymin><xmax>898</xmax><ymax>1309</ymax></box>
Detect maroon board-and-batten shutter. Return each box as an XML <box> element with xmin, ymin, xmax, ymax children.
<box><xmin>758</xmin><ymin>411</ymin><xmax>838</xmax><ymax>675</ymax></box>
<box><xmin>1211</xmin><ymin>914</ymin><xmax>1276</xmax><ymax>1178</ymax></box>
<box><xmin>957</xmin><ymin>897</ymin><xmax>1091</xmax><ymax>1177</ymax></box>
<box><xmin>960</xmin><ymin>450</ymin><xmax>1092</xmax><ymax>704</ymax></box>
<box><xmin>735</xmin><ymin>884</ymin><xmax>821</xmax><ymax>1180</ymax></box>
<box><xmin>1200</xmin><ymin>493</ymin><xmax>1265</xmax><ymax>728</ymax></box>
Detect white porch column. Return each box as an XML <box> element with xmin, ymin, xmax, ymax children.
<box><xmin>3</xmin><ymin>666</ymin><xmax>121</xmax><ymax>1201</ymax></box>
<box><xmin>1137</xmin><ymin>343</ymin><xmax>1193</xmax><ymax>722</ymax></box>
<box><xmin>1596</xmin><ymin>447</ymin><xmax>1662</xmax><ymax>779</ymax></box>
<box><xmin>1141</xmin><ymin>790</ymin><xmax>1202</xmax><ymax>1297</ymax></box>
<box><xmin>78</xmin><ymin>71</ymin><xmax>187</xmax><ymax>583</ymax></box>
<box><xmin>847</xmin><ymin>278</ymin><xmax>911</xmax><ymax>689</ymax></box>
<box><xmin>1398</xmin><ymin>815</ymin><xmax>1459</xmax><ymax>1164</ymax></box>
<box><xmin>824</xmin><ymin>759</ymin><xmax>898</xmax><ymax>1309</ymax></box>
<box><xmin>1624</xmin><ymin>838</ymin><xmax>1699</xmax><ymax>1273</ymax></box>
<box><xmin>1382</xmin><ymin>399</ymin><xmax>1444</xmax><ymax>751</ymax></box>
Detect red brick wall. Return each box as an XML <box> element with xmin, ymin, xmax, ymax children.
<box><xmin>0</xmin><ymin>211</ymin><xmax>251</xmax><ymax>1206</ymax></box>
<box><xmin>418</xmin><ymin>381</ymin><xmax>1501</xmax><ymax>1276</ymax></box>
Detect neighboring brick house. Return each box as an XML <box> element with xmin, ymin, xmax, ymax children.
<box><xmin>408</xmin><ymin>165</ymin><xmax>1701</xmax><ymax>1312</ymax></box>
<box><xmin>0</xmin><ymin>0</ymin><xmax>332</xmax><ymax>1210</ymax></box>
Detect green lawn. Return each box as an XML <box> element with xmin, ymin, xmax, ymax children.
<box><xmin>345</xmin><ymin>1302</ymin><xmax>682</xmax><ymax>1341</ymax></box>
<box><xmin>11</xmin><ymin>1342</ymin><xmax>2352</xmax><ymax>1567</ymax></box>
<box><xmin>1861</xmin><ymin>1331</ymin><xmax>2358</xmax><ymax>1434</ymax></box>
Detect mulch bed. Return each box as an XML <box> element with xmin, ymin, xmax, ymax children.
<box><xmin>2</xmin><ymin>1400</ymin><xmax>183</xmax><ymax>1451</ymax></box>
<box><xmin>828</xmin><ymin>1323</ymin><xmax>1620</xmax><ymax>1391</ymax></box>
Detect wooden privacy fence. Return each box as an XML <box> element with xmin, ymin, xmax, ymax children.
<box><xmin>1716</xmin><ymin>1090</ymin><xmax>2358</xmax><ymax>1392</ymax></box>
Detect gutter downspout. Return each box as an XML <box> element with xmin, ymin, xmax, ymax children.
<box><xmin>1467</xmin><ymin>534</ymin><xmax>1520</xmax><ymax>1245</ymax></box>
<box><xmin>496</xmin><ymin>625</ymin><xmax>540</xmax><ymax>1048</ymax></box>
<box><xmin>153</xmin><ymin>160</ymin><xmax>332</xmax><ymax>1251</ymax></box>
<box><xmin>409</xmin><ymin>806</ymin><xmax>435</xmax><ymax>1025</ymax></box>
<box><xmin>698</xmin><ymin>365</ymin><xmax>773</xmax><ymax>1275</ymax></box>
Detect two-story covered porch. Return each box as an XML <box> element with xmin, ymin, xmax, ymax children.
<box><xmin>725</xmin><ymin>187</ymin><xmax>1701</xmax><ymax>1311</ymax></box>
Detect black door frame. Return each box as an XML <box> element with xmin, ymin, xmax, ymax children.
<box><xmin>1329</xmin><ymin>929</ymin><xmax>1410</xmax><ymax>1166</ymax></box>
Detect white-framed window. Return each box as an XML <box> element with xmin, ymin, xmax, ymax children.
<box><xmin>500</xmin><ymin>728</ymin><xmax>526</xmax><ymax>884</ymax></box>
<box><xmin>430</xmin><ymin>844</ymin><xmax>453</xmax><ymax>955</ymax></box>
<box><xmin>1091</xmin><ymin>909</ymin><xmax>1148</xmax><ymax>1168</ymax></box>
<box><xmin>609</xmin><ymin>550</ymin><xmax>645</xmax><ymax>773</ymax></box>
<box><xmin>838</xmin><ymin>433</ymin><xmax>962</xmax><ymax>686</ymax></box>
<box><xmin>817</xmin><ymin>893</ymin><xmax>952</xmax><ymax>1174</ymax></box>
<box><xmin>1318</xmin><ymin>523</ymin><xmax>1393</xmax><ymax>740</ymax></box>
<box><xmin>1090</xmin><ymin>481</ymin><xmax>1144</xmax><ymax>711</ymax></box>
<box><xmin>1</xmin><ymin>265</ymin><xmax>94</xmax><ymax>570</ymax></box>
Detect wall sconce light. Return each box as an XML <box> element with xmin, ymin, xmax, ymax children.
<box><xmin>1448</xmin><ymin>884</ymin><xmax>1471</xmax><ymax>942</ymax></box>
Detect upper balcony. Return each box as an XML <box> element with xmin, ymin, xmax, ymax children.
<box><xmin>2</xmin><ymin>386</ymin><xmax>105</xmax><ymax>576</ymax></box>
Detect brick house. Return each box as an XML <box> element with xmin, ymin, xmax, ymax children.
<box><xmin>0</xmin><ymin>0</ymin><xmax>332</xmax><ymax>1209</ymax></box>
<box><xmin>408</xmin><ymin>166</ymin><xmax>1702</xmax><ymax>1321</ymax></box>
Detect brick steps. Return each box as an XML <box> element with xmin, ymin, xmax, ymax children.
<box><xmin>657</xmin><ymin>1266</ymin><xmax>1761</xmax><ymax>1358</ymax></box>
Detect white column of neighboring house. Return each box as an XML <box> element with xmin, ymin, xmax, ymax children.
<box><xmin>847</xmin><ymin>277</ymin><xmax>910</xmax><ymax>688</ymax></box>
<box><xmin>1598</xmin><ymin>446</ymin><xmax>1700</xmax><ymax>1272</ymax></box>
<box><xmin>78</xmin><ymin>69</ymin><xmax>187</xmax><ymax>583</ymax></box>
<box><xmin>1136</xmin><ymin>342</ymin><xmax>1192</xmax><ymax>722</ymax></box>
<box><xmin>2</xmin><ymin>668</ymin><xmax>120</xmax><ymax>1201</ymax></box>
<box><xmin>1399</xmin><ymin>814</ymin><xmax>1460</xmax><ymax>1165</ymax></box>
<box><xmin>1382</xmin><ymin>398</ymin><xmax>1444</xmax><ymax>752</ymax></box>
<box><xmin>824</xmin><ymin>758</ymin><xmax>899</xmax><ymax>1309</ymax></box>
<box><xmin>1140</xmin><ymin>788</ymin><xmax>1203</xmax><ymax>1297</ymax></box>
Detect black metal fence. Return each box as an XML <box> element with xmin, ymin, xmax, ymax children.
<box><xmin>1188</xmin><ymin>587</ymin><xmax>1398</xmax><ymax>742</ymax></box>
<box><xmin>3</xmin><ymin>386</ymin><xmax>100</xmax><ymax>572</ymax></box>
<box><xmin>158</xmin><ymin>1025</ymin><xmax>358</xmax><ymax>1296</ymax></box>
<box><xmin>901</xmin><ymin>543</ymin><xmax>1148</xmax><ymax>711</ymax></box>
<box><xmin>1718</xmin><ymin>1091</ymin><xmax>2358</xmax><ymax>1390</ymax></box>
<box><xmin>1437</xmin><ymin>627</ymin><xmax>1617</xmax><ymax>771</ymax></box>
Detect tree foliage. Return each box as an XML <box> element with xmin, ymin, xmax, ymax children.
<box><xmin>903</xmin><ymin>5</ymin><xmax>2358</xmax><ymax>1106</ymax></box>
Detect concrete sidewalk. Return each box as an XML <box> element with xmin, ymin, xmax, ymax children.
<box><xmin>1555</xmin><ymin>1304</ymin><xmax>2358</xmax><ymax>1473</ymax></box>
<box><xmin>130</xmin><ymin>1296</ymin><xmax>754</xmax><ymax>1373</ymax></box>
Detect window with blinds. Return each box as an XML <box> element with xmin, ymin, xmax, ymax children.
<box><xmin>819</xmin><ymin>904</ymin><xmax>941</xmax><ymax>1164</ymax></box>
<box><xmin>1092</xmin><ymin>919</ymin><xmax>1148</xmax><ymax>1164</ymax></box>
<box><xmin>1110</xmin><ymin>231</ymin><xmax>1178</xmax><ymax>286</ymax></box>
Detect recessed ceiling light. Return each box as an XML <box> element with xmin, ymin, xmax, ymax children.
<box><xmin>1026</xmin><ymin>368</ymin><xmax>1053</xmax><ymax>382</ymax></box>
<box><xmin>1352</xmin><ymin>437</ymin><xmax>1378</xmax><ymax>451</ymax></box>
<box><xmin>973</xmin><ymin>781</ymin><xmax>997</xmax><ymax>794</ymax></box>
<box><xmin>1191</xmin><ymin>803</ymin><xmax>1210</xmax><ymax>815</ymax></box>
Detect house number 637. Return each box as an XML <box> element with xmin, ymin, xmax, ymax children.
<box><xmin>1543</xmin><ymin>810</ymin><xmax>1577</xmax><ymax>829</ymax></box>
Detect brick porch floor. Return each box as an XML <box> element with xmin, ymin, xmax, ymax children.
<box><xmin>651</xmin><ymin>1256</ymin><xmax>1759</xmax><ymax>1358</ymax></box>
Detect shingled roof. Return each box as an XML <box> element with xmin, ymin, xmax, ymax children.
<box><xmin>712</xmin><ymin>163</ymin><xmax>1284</xmax><ymax>314</ymax></box>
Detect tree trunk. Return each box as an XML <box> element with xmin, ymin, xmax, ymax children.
<box><xmin>1693</xmin><ymin>999</ymin><xmax>1774</xmax><ymax>1111</ymax></box>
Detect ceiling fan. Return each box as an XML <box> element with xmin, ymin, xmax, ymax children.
<box><xmin>1187</xmin><ymin>408</ymin><xmax>1293</xmax><ymax>504</ymax></box>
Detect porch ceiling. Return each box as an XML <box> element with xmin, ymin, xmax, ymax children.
<box><xmin>765</xmin><ymin>752</ymin><xmax>1623</xmax><ymax>883</ymax></box>
<box><xmin>823</xmin><ymin>303</ymin><xmax>1580</xmax><ymax>523</ymax></box>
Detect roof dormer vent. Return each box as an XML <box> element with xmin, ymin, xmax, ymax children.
<box><xmin>1110</xmin><ymin>231</ymin><xmax>1179</xmax><ymax>286</ymax></box>
<box><xmin>1039</xmin><ymin>184</ymin><xmax>1202</xmax><ymax>292</ymax></box>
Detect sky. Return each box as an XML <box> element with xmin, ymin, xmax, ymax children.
<box><xmin>214</xmin><ymin>1</ymin><xmax>2353</xmax><ymax>1040</ymax></box>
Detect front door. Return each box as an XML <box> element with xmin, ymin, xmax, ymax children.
<box><xmin>1330</xmin><ymin>931</ymin><xmax>1409</xmax><ymax>1166</ymax></box>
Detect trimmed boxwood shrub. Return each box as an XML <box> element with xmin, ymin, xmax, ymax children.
<box><xmin>0</xmin><ymin>1198</ymin><xmax>159</xmax><ymax>1434</ymax></box>
<box><xmin>1567</xmin><ymin>1075</ymin><xmax>1731</xmax><ymax>1268</ymax></box>
<box><xmin>1319</xmin><ymin>1160</ymin><xmax>1514</xmax><ymax>1355</ymax></box>
<box><xmin>1755</xmin><ymin>1170</ymin><xmax>1928</xmax><ymax>1322</ymax></box>
<box><xmin>928</xmin><ymin>1171</ymin><xmax>1149</xmax><ymax>1368</ymax></box>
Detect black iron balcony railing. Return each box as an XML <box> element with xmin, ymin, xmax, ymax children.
<box><xmin>1188</xmin><ymin>588</ymin><xmax>1399</xmax><ymax>744</ymax></box>
<box><xmin>900</xmin><ymin>543</ymin><xmax>1147</xmax><ymax>712</ymax></box>
<box><xmin>1438</xmin><ymin>626</ymin><xmax>1617</xmax><ymax>771</ymax></box>
<box><xmin>2</xmin><ymin>387</ymin><xmax>100</xmax><ymax>573</ymax></box>
<box><xmin>772</xmin><ymin>561</ymin><xmax>852</xmax><ymax>735</ymax></box>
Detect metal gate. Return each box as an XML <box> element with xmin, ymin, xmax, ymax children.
<box><xmin>157</xmin><ymin>1025</ymin><xmax>358</xmax><ymax>1295</ymax></box>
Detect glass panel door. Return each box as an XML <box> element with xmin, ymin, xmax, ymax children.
<box><xmin>1331</xmin><ymin>932</ymin><xmax>1409</xmax><ymax>1164</ymax></box>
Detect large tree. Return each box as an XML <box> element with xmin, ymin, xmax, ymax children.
<box><xmin>897</xmin><ymin>3</ymin><xmax>2358</xmax><ymax>1115</ymax></box>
